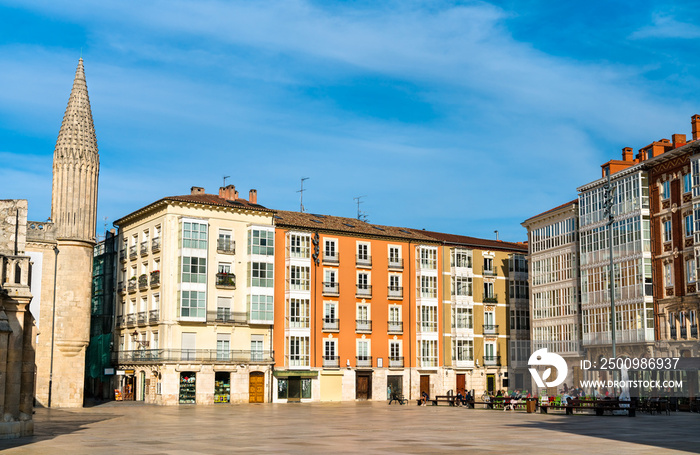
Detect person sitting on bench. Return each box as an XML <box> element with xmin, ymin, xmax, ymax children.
<box><xmin>421</xmin><ymin>391</ymin><xmax>429</xmax><ymax>406</ymax></box>
<box><xmin>455</xmin><ymin>391</ymin><xmax>464</xmax><ymax>406</ymax></box>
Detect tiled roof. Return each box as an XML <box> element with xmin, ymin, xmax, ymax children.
<box><xmin>274</xmin><ymin>210</ymin><xmax>438</xmax><ymax>242</ymax></box>
<box><xmin>412</xmin><ymin>229</ymin><xmax>528</xmax><ymax>252</ymax></box>
<box><xmin>521</xmin><ymin>199</ymin><xmax>578</xmax><ymax>224</ymax></box>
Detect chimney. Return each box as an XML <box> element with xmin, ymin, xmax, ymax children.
<box><xmin>692</xmin><ymin>115</ymin><xmax>700</xmax><ymax>141</ymax></box>
<box><xmin>219</xmin><ymin>184</ymin><xmax>238</xmax><ymax>200</ymax></box>
<box><xmin>636</xmin><ymin>149</ymin><xmax>647</xmax><ymax>162</ymax></box>
<box><xmin>249</xmin><ymin>189</ymin><xmax>258</xmax><ymax>204</ymax></box>
<box><xmin>672</xmin><ymin>133</ymin><xmax>687</xmax><ymax>147</ymax></box>
<box><xmin>622</xmin><ymin>147</ymin><xmax>633</xmax><ymax>162</ymax></box>
<box><xmin>191</xmin><ymin>186</ymin><xmax>205</xmax><ymax>195</ymax></box>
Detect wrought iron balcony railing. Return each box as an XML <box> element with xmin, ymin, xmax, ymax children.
<box><xmin>113</xmin><ymin>349</ymin><xmax>274</xmax><ymax>364</ymax></box>
<box><xmin>483</xmin><ymin>324</ymin><xmax>498</xmax><ymax>334</ymax></box>
<box><xmin>208</xmin><ymin>309</ymin><xmax>247</xmax><ymax>325</ymax></box>
<box><xmin>216</xmin><ymin>272</ymin><xmax>236</xmax><ymax>289</ymax></box>
<box><xmin>388</xmin><ymin>258</ymin><xmax>403</xmax><ymax>270</ymax></box>
<box><xmin>151</xmin><ymin>237</ymin><xmax>161</xmax><ymax>252</ymax></box>
<box><xmin>323</xmin><ymin>253</ymin><xmax>339</xmax><ymax>265</ymax></box>
<box><xmin>148</xmin><ymin>309</ymin><xmax>159</xmax><ymax>323</ymax></box>
<box><xmin>356</xmin><ymin>284</ymin><xmax>372</xmax><ymax>297</ymax></box>
<box><xmin>356</xmin><ymin>319</ymin><xmax>372</xmax><ymax>333</ymax></box>
<box><xmin>140</xmin><ymin>241</ymin><xmax>148</xmax><ymax>256</ymax></box>
<box><xmin>483</xmin><ymin>295</ymin><xmax>498</xmax><ymax>303</ymax></box>
<box><xmin>483</xmin><ymin>355</ymin><xmax>500</xmax><ymax>366</ymax></box>
<box><xmin>322</xmin><ymin>318</ymin><xmax>339</xmax><ymax>332</ymax></box>
<box><xmin>150</xmin><ymin>270</ymin><xmax>160</xmax><ymax>287</ymax></box>
<box><xmin>670</xmin><ymin>327</ymin><xmax>677</xmax><ymax>340</ymax></box>
<box><xmin>137</xmin><ymin>311</ymin><xmax>147</xmax><ymax>325</ymax></box>
<box><xmin>322</xmin><ymin>282</ymin><xmax>339</xmax><ymax>296</ymax></box>
<box><xmin>388</xmin><ymin>321</ymin><xmax>403</xmax><ymax>333</ymax></box>
<box><xmin>129</xmin><ymin>245</ymin><xmax>137</xmax><ymax>259</ymax></box>
<box><xmin>356</xmin><ymin>254</ymin><xmax>372</xmax><ymax>267</ymax></box>
<box><xmin>138</xmin><ymin>274</ymin><xmax>148</xmax><ymax>290</ymax></box>
<box><xmin>388</xmin><ymin>356</ymin><xmax>404</xmax><ymax>368</ymax></box>
<box><xmin>217</xmin><ymin>239</ymin><xmax>235</xmax><ymax>254</ymax></box>
<box><xmin>388</xmin><ymin>286</ymin><xmax>403</xmax><ymax>299</ymax></box>
<box><xmin>323</xmin><ymin>355</ymin><xmax>340</xmax><ymax>368</ymax></box>
<box><xmin>356</xmin><ymin>356</ymin><xmax>372</xmax><ymax>368</ymax></box>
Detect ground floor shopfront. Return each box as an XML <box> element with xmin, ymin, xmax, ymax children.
<box><xmin>271</xmin><ymin>367</ymin><xmax>508</xmax><ymax>402</ymax></box>
<box><xmin>115</xmin><ymin>363</ymin><xmax>272</xmax><ymax>405</ymax></box>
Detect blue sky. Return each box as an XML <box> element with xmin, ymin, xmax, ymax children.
<box><xmin>1</xmin><ymin>0</ymin><xmax>699</xmax><ymax>241</ymax></box>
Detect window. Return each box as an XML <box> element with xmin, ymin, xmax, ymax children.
<box><xmin>288</xmin><ymin>298</ymin><xmax>310</xmax><ymax>328</ymax></box>
<box><xmin>664</xmin><ymin>263</ymin><xmax>673</xmax><ymax>288</ymax></box>
<box><xmin>217</xmin><ymin>296</ymin><xmax>231</xmax><ymax>320</ymax></box>
<box><xmin>182</xmin><ymin>257</ymin><xmax>206</xmax><ymax>283</ymax></box>
<box><xmin>249</xmin><ymin>295</ymin><xmax>274</xmax><ymax>322</ymax></box>
<box><xmin>389</xmin><ymin>246</ymin><xmax>401</xmax><ymax>265</ymax></box>
<box><xmin>324</xmin><ymin>302</ymin><xmax>337</xmax><ymax>322</ymax></box>
<box><xmin>420</xmin><ymin>305</ymin><xmax>437</xmax><ymax>332</ymax></box>
<box><xmin>217</xmin><ymin>334</ymin><xmax>230</xmax><ymax>360</ymax></box>
<box><xmin>662</xmin><ymin>180</ymin><xmax>671</xmax><ymax>200</ymax></box>
<box><xmin>420</xmin><ymin>276</ymin><xmax>437</xmax><ymax>298</ymax></box>
<box><xmin>357</xmin><ymin>304</ymin><xmax>369</xmax><ymax>324</ymax></box>
<box><xmin>452</xmin><ymin>276</ymin><xmax>472</xmax><ymax>297</ymax></box>
<box><xmin>324</xmin><ymin>239</ymin><xmax>337</xmax><ymax>260</ymax></box>
<box><xmin>357</xmin><ymin>340</ymin><xmax>369</xmax><ymax>360</ymax></box>
<box><xmin>289</xmin><ymin>234</ymin><xmax>310</xmax><ymax>258</ymax></box>
<box><xmin>289</xmin><ymin>265</ymin><xmax>310</xmax><ymax>291</ymax></box>
<box><xmin>324</xmin><ymin>340</ymin><xmax>337</xmax><ymax>363</ymax></box>
<box><xmin>483</xmin><ymin>282</ymin><xmax>494</xmax><ymax>300</ymax></box>
<box><xmin>483</xmin><ymin>257</ymin><xmax>493</xmax><ymax>273</ymax></box>
<box><xmin>485</xmin><ymin>342</ymin><xmax>496</xmax><ymax>360</ymax></box>
<box><xmin>452</xmin><ymin>248</ymin><xmax>472</xmax><ymax>268</ymax></box>
<box><xmin>389</xmin><ymin>341</ymin><xmax>401</xmax><ymax>359</ymax></box>
<box><xmin>687</xmin><ymin>259</ymin><xmax>696</xmax><ymax>283</ymax></box>
<box><xmin>217</xmin><ymin>230</ymin><xmax>233</xmax><ymax>252</ymax></box>
<box><xmin>484</xmin><ymin>311</ymin><xmax>495</xmax><ymax>328</ymax></box>
<box><xmin>181</xmin><ymin>290</ymin><xmax>205</xmax><ymax>319</ymax></box>
<box><xmin>249</xmin><ymin>229</ymin><xmax>274</xmax><ymax>255</ymax></box>
<box><xmin>452</xmin><ymin>307</ymin><xmax>473</xmax><ymax>329</ymax></box>
<box><xmin>389</xmin><ymin>306</ymin><xmax>401</xmax><ymax>323</ymax></box>
<box><xmin>453</xmin><ymin>339</ymin><xmax>473</xmax><ymax>362</ymax></box>
<box><xmin>684</xmin><ymin>173</ymin><xmax>692</xmax><ymax>194</ymax></box>
<box><xmin>357</xmin><ymin>243</ymin><xmax>370</xmax><ymax>263</ymax></box>
<box><xmin>685</xmin><ymin>214</ymin><xmax>694</xmax><ymax>238</ymax></box>
<box><xmin>251</xmin><ymin>335</ymin><xmax>264</xmax><ymax>361</ymax></box>
<box><xmin>357</xmin><ymin>272</ymin><xmax>369</xmax><ymax>290</ymax></box>
<box><xmin>663</xmin><ymin>220</ymin><xmax>672</xmax><ymax>243</ymax></box>
<box><xmin>249</xmin><ymin>262</ymin><xmax>274</xmax><ymax>287</ymax></box>
<box><xmin>420</xmin><ymin>340</ymin><xmax>438</xmax><ymax>367</ymax></box>
<box><xmin>289</xmin><ymin>336</ymin><xmax>310</xmax><ymax>367</ymax></box>
<box><xmin>183</xmin><ymin>221</ymin><xmax>207</xmax><ymax>249</ymax></box>
<box><xmin>420</xmin><ymin>247</ymin><xmax>437</xmax><ymax>269</ymax></box>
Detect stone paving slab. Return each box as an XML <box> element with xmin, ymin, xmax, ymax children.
<box><xmin>0</xmin><ymin>402</ymin><xmax>698</xmax><ymax>454</ymax></box>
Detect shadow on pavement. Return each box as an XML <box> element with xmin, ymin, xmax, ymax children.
<box><xmin>510</xmin><ymin>413</ymin><xmax>700</xmax><ymax>453</ymax></box>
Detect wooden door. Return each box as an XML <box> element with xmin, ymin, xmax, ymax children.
<box><xmin>456</xmin><ymin>374</ymin><xmax>465</xmax><ymax>395</ymax></box>
<box><xmin>487</xmin><ymin>374</ymin><xmax>495</xmax><ymax>394</ymax></box>
<box><xmin>356</xmin><ymin>374</ymin><xmax>370</xmax><ymax>400</ymax></box>
<box><xmin>420</xmin><ymin>375</ymin><xmax>430</xmax><ymax>398</ymax></box>
<box><xmin>249</xmin><ymin>372</ymin><xmax>265</xmax><ymax>403</ymax></box>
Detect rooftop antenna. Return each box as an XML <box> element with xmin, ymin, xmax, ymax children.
<box><xmin>494</xmin><ymin>230</ymin><xmax>499</xmax><ymax>241</ymax></box>
<box><xmin>354</xmin><ymin>195</ymin><xmax>368</xmax><ymax>222</ymax></box>
<box><xmin>223</xmin><ymin>175</ymin><xmax>231</xmax><ymax>187</ymax></box>
<box><xmin>298</xmin><ymin>177</ymin><xmax>309</xmax><ymax>212</ymax></box>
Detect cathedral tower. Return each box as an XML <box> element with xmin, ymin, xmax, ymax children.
<box><xmin>29</xmin><ymin>58</ymin><xmax>99</xmax><ymax>407</ymax></box>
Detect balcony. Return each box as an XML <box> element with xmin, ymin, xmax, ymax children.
<box><xmin>483</xmin><ymin>324</ymin><xmax>498</xmax><ymax>335</ymax></box>
<box><xmin>388</xmin><ymin>321</ymin><xmax>403</xmax><ymax>334</ymax></box>
<box><xmin>356</xmin><ymin>319</ymin><xmax>372</xmax><ymax>333</ymax></box>
<box><xmin>681</xmin><ymin>326</ymin><xmax>688</xmax><ymax>339</ymax></box>
<box><xmin>388</xmin><ymin>286</ymin><xmax>403</xmax><ymax>299</ymax></box>
<box><xmin>483</xmin><ymin>355</ymin><xmax>500</xmax><ymax>366</ymax></box>
<box><xmin>356</xmin><ymin>284</ymin><xmax>372</xmax><ymax>298</ymax></box>
<box><xmin>483</xmin><ymin>269</ymin><xmax>497</xmax><ymax>277</ymax></box>
<box><xmin>323</xmin><ymin>253</ymin><xmax>339</xmax><ymax>265</ymax></box>
<box><xmin>209</xmin><ymin>309</ymin><xmax>247</xmax><ymax>325</ymax></box>
<box><xmin>126</xmin><ymin>313</ymin><xmax>136</xmax><ymax>327</ymax></box>
<box><xmin>389</xmin><ymin>356</ymin><xmax>404</xmax><ymax>368</ymax></box>
<box><xmin>322</xmin><ymin>318</ymin><xmax>339</xmax><ymax>332</ymax></box>
<box><xmin>356</xmin><ymin>356</ymin><xmax>372</xmax><ymax>368</ymax></box>
<box><xmin>138</xmin><ymin>274</ymin><xmax>148</xmax><ymax>290</ymax></box>
<box><xmin>148</xmin><ymin>309</ymin><xmax>159</xmax><ymax>323</ymax></box>
<box><xmin>119</xmin><ymin>249</ymin><xmax>126</xmax><ymax>262</ymax></box>
<box><xmin>215</xmin><ymin>272</ymin><xmax>236</xmax><ymax>289</ymax></box>
<box><xmin>483</xmin><ymin>294</ymin><xmax>498</xmax><ymax>304</ymax></box>
<box><xmin>388</xmin><ymin>258</ymin><xmax>403</xmax><ymax>270</ymax></box>
<box><xmin>323</xmin><ymin>355</ymin><xmax>340</xmax><ymax>368</ymax></box>
<box><xmin>137</xmin><ymin>312</ymin><xmax>147</xmax><ymax>326</ymax></box>
<box><xmin>356</xmin><ymin>254</ymin><xmax>372</xmax><ymax>268</ymax></box>
<box><xmin>129</xmin><ymin>245</ymin><xmax>137</xmax><ymax>259</ymax></box>
<box><xmin>692</xmin><ymin>325</ymin><xmax>698</xmax><ymax>338</ymax></box>
<box><xmin>127</xmin><ymin>279</ymin><xmax>137</xmax><ymax>293</ymax></box>
<box><xmin>322</xmin><ymin>282</ymin><xmax>339</xmax><ymax>296</ymax></box>
<box><xmin>150</xmin><ymin>270</ymin><xmax>160</xmax><ymax>287</ymax></box>
<box><xmin>670</xmin><ymin>327</ymin><xmax>677</xmax><ymax>340</ymax></box>
<box><xmin>151</xmin><ymin>237</ymin><xmax>161</xmax><ymax>253</ymax></box>
<box><xmin>217</xmin><ymin>239</ymin><xmax>235</xmax><ymax>254</ymax></box>
<box><xmin>140</xmin><ymin>241</ymin><xmax>148</xmax><ymax>256</ymax></box>
<box><xmin>113</xmin><ymin>349</ymin><xmax>274</xmax><ymax>364</ymax></box>
<box><xmin>115</xmin><ymin>315</ymin><xmax>124</xmax><ymax>328</ymax></box>
<box><xmin>117</xmin><ymin>281</ymin><xmax>125</xmax><ymax>294</ymax></box>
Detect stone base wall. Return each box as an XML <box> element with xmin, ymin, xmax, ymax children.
<box><xmin>0</xmin><ymin>420</ymin><xmax>33</xmax><ymax>440</ymax></box>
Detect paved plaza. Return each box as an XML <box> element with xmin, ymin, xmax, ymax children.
<box><xmin>1</xmin><ymin>402</ymin><xmax>698</xmax><ymax>454</ymax></box>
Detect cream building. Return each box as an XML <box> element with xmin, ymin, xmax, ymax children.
<box><xmin>26</xmin><ymin>58</ymin><xmax>99</xmax><ymax>408</ymax></box>
<box><xmin>112</xmin><ymin>185</ymin><xmax>275</xmax><ymax>404</ymax></box>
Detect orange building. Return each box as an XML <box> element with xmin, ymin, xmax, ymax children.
<box><xmin>272</xmin><ymin>211</ymin><xmax>446</xmax><ymax>402</ymax></box>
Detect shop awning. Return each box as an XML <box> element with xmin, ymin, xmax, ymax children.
<box><xmin>273</xmin><ymin>370</ymin><xmax>319</xmax><ymax>378</ymax></box>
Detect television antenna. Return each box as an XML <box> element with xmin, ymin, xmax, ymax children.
<box><xmin>354</xmin><ymin>195</ymin><xmax>368</xmax><ymax>222</ymax></box>
<box><xmin>223</xmin><ymin>175</ymin><xmax>231</xmax><ymax>187</ymax></box>
<box><xmin>298</xmin><ymin>177</ymin><xmax>309</xmax><ymax>212</ymax></box>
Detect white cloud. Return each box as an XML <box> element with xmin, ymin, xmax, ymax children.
<box><xmin>630</xmin><ymin>13</ymin><xmax>700</xmax><ymax>40</ymax></box>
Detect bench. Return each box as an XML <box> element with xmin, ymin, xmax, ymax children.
<box><xmin>432</xmin><ymin>395</ymin><xmax>457</xmax><ymax>406</ymax></box>
<box><xmin>388</xmin><ymin>394</ymin><xmax>407</xmax><ymax>405</ymax></box>
<box><xmin>539</xmin><ymin>399</ymin><xmax>636</xmax><ymax>417</ymax></box>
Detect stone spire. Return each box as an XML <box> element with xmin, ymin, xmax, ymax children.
<box><xmin>50</xmin><ymin>58</ymin><xmax>100</xmax><ymax>242</ymax></box>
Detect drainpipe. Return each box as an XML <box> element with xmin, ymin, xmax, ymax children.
<box><xmin>408</xmin><ymin>240</ymin><xmax>412</xmax><ymax>401</ymax></box>
<box><xmin>48</xmin><ymin>245</ymin><xmax>59</xmax><ymax>408</ymax></box>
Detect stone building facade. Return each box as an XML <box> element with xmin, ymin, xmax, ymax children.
<box><xmin>0</xmin><ymin>199</ymin><xmax>36</xmax><ymax>438</ymax></box>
